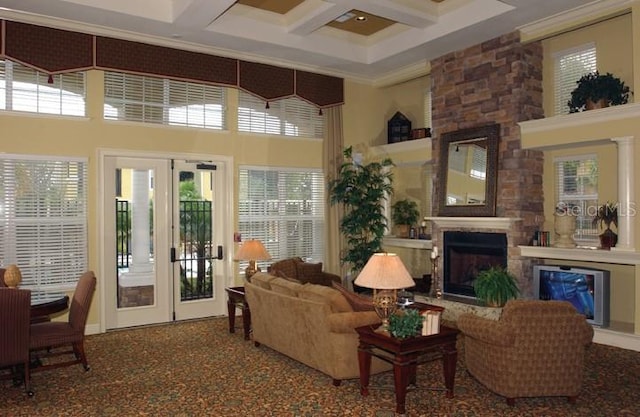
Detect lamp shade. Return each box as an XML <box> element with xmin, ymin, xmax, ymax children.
<box><xmin>234</xmin><ymin>239</ymin><xmax>271</xmax><ymax>261</ymax></box>
<box><xmin>354</xmin><ymin>253</ymin><xmax>415</xmax><ymax>290</ymax></box>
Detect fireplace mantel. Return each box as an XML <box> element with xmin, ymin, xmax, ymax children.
<box><xmin>426</xmin><ymin>217</ymin><xmax>521</xmax><ymax>230</ymax></box>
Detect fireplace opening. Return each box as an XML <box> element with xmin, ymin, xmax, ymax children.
<box><xmin>443</xmin><ymin>231</ymin><xmax>508</xmax><ymax>298</ymax></box>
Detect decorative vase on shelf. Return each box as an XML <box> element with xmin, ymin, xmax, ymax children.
<box><xmin>553</xmin><ymin>213</ymin><xmax>577</xmax><ymax>248</ymax></box>
<box><xmin>599</xmin><ymin>228</ymin><xmax>618</xmax><ymax>249</ymax></box>
<box><xmin>4</xmin><ymin>264</ymin><xmax>22</xmax><ymax>288</ymax></box>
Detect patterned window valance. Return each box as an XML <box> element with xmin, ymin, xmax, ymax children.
<box><xmin>0</xmin><ymin>20</ymin><xmax>343</xmax><ymax>109</ymax></box>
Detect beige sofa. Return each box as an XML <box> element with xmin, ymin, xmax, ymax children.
<box><xmin>245</xmin><ymin>272</ymin><xmax>392</xmax><ymax>385</ymax></box>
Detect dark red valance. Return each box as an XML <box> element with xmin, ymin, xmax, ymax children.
<box><xmin>0</xmin><ymin>19</ymin><xmax>343</xmax><ymax>108</ymax></box>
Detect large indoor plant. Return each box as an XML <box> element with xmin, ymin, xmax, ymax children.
<box><xmin>567</xmin><ymin>71</ymin><xmax>630</xmax><ymax>113</ymax></box>
<box><xmin>473</xmin><ymin>266</ymin><xmax>519</xmax><ymax>307</ymax></box>
<box><xmin>391</xmin><ymin>199</ymin><xmax>420</xmax><ymax>238</ymax></box>
<box><xmin>328</xmin><ymin>146</ymin><xmax>394</xmax><ymax>277</ymax></box>
<box><xmin>592</xmin><ymin>201</ymin><xmax>618</xmax><ymax>249</ymax></box>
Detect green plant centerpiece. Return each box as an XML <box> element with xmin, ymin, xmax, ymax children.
<box><xmin>592</xmin><ymin>201</ymin><xmax>618</xmax><ymax>249</ymax></box>
<box><xmin>391</xmin><ymin>199</ymin><xmax>420</xmax><ymax>238</ymax></box>
<box><xmin>567</xmin><ymin>71</ymin><xmax>630</xmax><ymax>113</ymax></box>
<box><xmin>473</xmin><ymin>266</ymin><xmax>519</xmax><ymax>307</ymax></box>
<box><xmin>388</xmin><ymin>308</ymin><xmax>424</xmax><ymax>339</ymax></box>
<box><xmin>328</xmin><ymin>146</ymin><xmax>394</xmax><ymax>279</ymax></box>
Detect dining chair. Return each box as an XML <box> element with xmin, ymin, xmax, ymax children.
<box><xmin>30</xmin><ymin>271</ymin><xmax>97</xmax><ymax>372</ymax></box>
<box><xmin>0</xmin><ymin>288</ymin><xmax>33</xmax><ymax>395</ymax></box>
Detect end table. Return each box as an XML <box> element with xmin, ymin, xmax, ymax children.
<box><xmin>225</xmin><ymin>286</ymin><xmax>251</xmax><ymax>340</ymax></box>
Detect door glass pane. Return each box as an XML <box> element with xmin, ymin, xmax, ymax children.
<box><xmin>178</xmin><ymin>168</ymin><xmax>214</xmax><ymax>301</ymax></box>
<box><xmin>116</xmin><ymin>168</ymin><xmax>155</xmax><ymax>308</ymax></box>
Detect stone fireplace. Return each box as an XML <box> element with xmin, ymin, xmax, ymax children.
<box><xmin>429</xmin><ymin>32</ymin><xmax>545</xmax><ymax>298</ymax></box>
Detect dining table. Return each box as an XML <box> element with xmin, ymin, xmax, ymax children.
<box><xmin>30</xmin><ymin>291</ymin><xmax>69</xmax><ymax>323</ymax></box>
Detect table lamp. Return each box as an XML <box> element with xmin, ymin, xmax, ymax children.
<box><xmin>235</xmin><ymin>239</ymin><xmax>271</xmax><ymax>280</ymax></box>
<box><xmin>354</xmin><ymin>253</ymin><xmax>415</xmax><ymax>333</ymax></box>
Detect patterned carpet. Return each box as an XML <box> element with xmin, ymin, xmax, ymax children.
<box><xmin>2</xmin><ymin>317</ymin><xmax>639</xmax><ymax>417</ymax></box>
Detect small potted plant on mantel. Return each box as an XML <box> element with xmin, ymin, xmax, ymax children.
<box><xmin>567</xmin><ymin>71</ymin><xmax>630</xmax><ymax>113</ymax></box>
<box><xmin>593</xmin><ymin>201</ymin><xmax>618</xmax><ymax>249</ymax></box>
<box><xmin>391</xmin><ymin>199</ymin><xmax>420</xmax><ymax>238</ymax></box>
<box><xmin>473</xmin><ymin>266</ymin><xmax>520</xmax><ymax>308</ymax></box>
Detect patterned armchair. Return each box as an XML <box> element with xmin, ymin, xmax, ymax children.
<box><xmin>457</xmin><ymin>299</ymin><xmax>594</xmax><ymax>405</ymax></box>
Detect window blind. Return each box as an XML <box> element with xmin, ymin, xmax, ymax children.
<box><xmin>0</xmin><ymin>60</ymin><xmax>86</xmax><ymax>116</ymax></box>
<box><xmin>104</xmin><ymin>72</ymin><xmax>226</xmax><ymax>129</ymax></box>
<box><xmin>238</xmin><ymin>166</ymin><xmax>325</xmax><ymax>273</ymax></box>
<box><xmin>554</xmin><ymin>43</ymin><xmax>596</xmax><ymax>116</ymax></box>
<box><xmin>0</xmin><ymin>155</ymin><xmax>88</xmax><ymax>290</ymax></box>
<box><xmin>554</xmin><ymin>154</ymin><xmax>598</xmax><ymax>241</ymax></box>
<box><xmin>238</xmin><ymin>91</ymin><xmax>324</xmax><ymax>139</ymax></box>
<box><xmin>423</xmin><ymin>88</ymin><xmax>432</xmax><ymax>129</ymax></box>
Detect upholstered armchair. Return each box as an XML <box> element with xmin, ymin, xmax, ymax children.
<box><xmin>457</xmin><ymin>299</ymin><xmax>594</xmax><ymax>405</ymax></box>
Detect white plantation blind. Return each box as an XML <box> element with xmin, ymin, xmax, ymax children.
<box><xmin>104</xmin><ymin>72</ymin><xmax>226</xmax><ymax>129</ymax></box>
<box><xmin>0</xmin><ymin>155</ymin><xmax>88</xmax><ymax>289</ymax></box>
<box><xmin>238</xmin><ymin>91</ymin><xmax>324</xmax><ymax>138</ymax></box>
<box><xmin>238</xmin><ymin>166</ymin><xmax>325</xmax><ymax>273</ymax></box>
<box><xmin>554</xmin><ymin>154</ymin><xmax>598</xmax><ymax>241</ymax></box>
<box><xmin>0</xmin><ymin>60</ymin><xmax>86</xmax><ymax>116</ymax></box>
<box><xmin>554</xmin><ymin>43</ymin><xmax>596</xmax><ymax>115</ymax></box>
<box><xmin>423</xmin><ymin>88</ymin><xmax>432</xmax><ymax>129</ymax></box>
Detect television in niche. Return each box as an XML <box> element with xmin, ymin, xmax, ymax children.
<box><xmin>533</xmin><ymin>265</ymin><xmax>610</xmax><ymax>327</ymax></box>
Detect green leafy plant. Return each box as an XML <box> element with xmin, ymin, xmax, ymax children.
<box><xmin>473</xmin><ymin>266</ymin><xmax>519</xmax><ymax>307</ymax></box>
<box><xmin>388</xmin><ymin>308</ymin><xmax>424</xmax><ymax>339</ymax></box>
<box><xmin>567</xmin><ymin>71</ymin><xmax>630</xmax><ymax>113</ymax></box>
<box><xmin>391</xmin><ymin>199</ymin><xmax>420</xmax><ymax>226</ymax></box>
<box><xmin>328</xmin><ymin>146</ymin><xmax>394</xmax><ymax>275</ymax></box>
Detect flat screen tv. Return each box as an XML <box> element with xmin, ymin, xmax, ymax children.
<box><xmin>533</xmin><ymin>265</ymin><xmax>610</xmax><ymax>327</ymax></box>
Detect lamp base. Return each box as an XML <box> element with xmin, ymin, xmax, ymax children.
<box><xmin>245</xmin><ymin>261</ymin><xmax>261</xmax><ymax>281</ymax></box>
<box><xmin>373</xmin><ymin>289</ymin><xmax>397</xmax><ymax>335</ymax></box>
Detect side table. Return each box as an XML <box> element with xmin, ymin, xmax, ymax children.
<box><xmin>225</xmin><ymin>286</ymin><xmax>251</xmax><ymax>340</ymax></box>
<box><xmin>355</xmin><ymin>323</ymin><xmax>459</xmax><ymax>415</ymax></box>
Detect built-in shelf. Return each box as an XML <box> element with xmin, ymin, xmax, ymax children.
<box><xmin>519</xmin><ymin>245</ymin><xmax>640</xmax><ymax>265</ymax></box>
<box><xmin>370</xmin><ymin>137</ymin><xmax>431</xmax><ymax>155</ymax></box>
<box><xmin>383</xmin><ymin>237</ymin><xmax>432</xmax><ymax>249</ymax></box>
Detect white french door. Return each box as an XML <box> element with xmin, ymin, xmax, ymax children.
<box><xmin>101</xmin><ymin>153</ymin><xmax>231</xmax><ymax>330</ymax></box>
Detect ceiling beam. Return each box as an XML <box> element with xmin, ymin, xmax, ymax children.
<box><xmin>172</xmin><ymin>0</ymin><xmax>236</xmax><ymax>29</ymax></box>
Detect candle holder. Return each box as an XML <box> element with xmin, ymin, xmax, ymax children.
<box><xmin>430</xmin><ymin>250</ymin><xmax>443</xmax><ymax>299</ymax></box>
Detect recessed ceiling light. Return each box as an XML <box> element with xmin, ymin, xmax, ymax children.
<box><xmin>355</xmin><ymin>16</ymin><xmax>367</xmax><ymax>22</ymax></box>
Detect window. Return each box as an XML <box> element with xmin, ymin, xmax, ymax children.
<box><xmin>238</xmin><ymin>91</ymin><xmax>324</xmax><ymax>138</ymax></box>
<box><xmin>423</xmin><ymin>88</ymin><xmax>432</xmax><ymax>130</ymax></box>
<box><xmin>104</xmin><ymin>72</ymin><xmax>226</xmax><ymax>129</ymax></box>
<box><xmin>0</xmin><ymin>60</ymin><xmax>85</xmax><ymax>116</ymax></box>
<box><xmin>238</xmin><ymin>167</ymin><xmax>325</xmax><ymax>273</ymax></box>
<box><xmin>0</xmin><ymin>155</ymin><xmax>88</xmax><ymax>289</ymax></box>
<box><xmin>555</xmin><ymin>155</ymin><xmax>598</xmax><ymax>241</ymax></box>
<box><xmin>554</xmin><ymin>43</ymin><xmax>596</xmax><ymax>115</ymax></box>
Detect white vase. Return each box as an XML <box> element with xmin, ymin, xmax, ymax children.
<box><xmin>554</xmin><ymin>214</ymin><xmax>577</xmax><ymax>248</ymax></box>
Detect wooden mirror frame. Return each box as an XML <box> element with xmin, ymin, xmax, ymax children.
<box><xmin>437</xmin><ymin>124</ymin><xmax>500</xmax><ymax>217</ymax></box>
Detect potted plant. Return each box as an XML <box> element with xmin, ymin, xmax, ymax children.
<box><xmin>328</xmin><ymin>146</ymin><xmax>394</xmax><ymax>277</ymax></box>
<box><xmin>592</xmin><ymin>201</ymin><xmax>618</xmax><ymax>249</ymax></box>
<box><xmin>567</xmin><ymin>71</ymin><xmax>630</xmax><ymax>113</ymax></box>
<box><xmin>473</xmin><ymin>266</ymin><xmax>519</xmax><ymax>307</ymax></box>
<box><xmin>391</xmin><ymin>199</ymin><xmax>419</xmax><ymax>238</ymax></box>
<box><xmin>388</xmin><ymin>308</ymin><xmax>424</xmax><ymax>339</ymax></box>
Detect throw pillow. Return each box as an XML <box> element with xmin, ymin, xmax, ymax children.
<box><xmin>331</xmin><ymin>282</ymin><xmax>375</xmax><ymax>312</ymax></box>
<box><xmin>296</xmin><ymin>262</ymin><xmax>323</xmax><ymax>285</ymax></box>
<box><xmin>299</xmin><ymin>283</ymin><xmax>352</xmax><ymax>313</ymax></box>
<box><xmin>251</xmin><ymin>272</ymin><xmax>276</xmax><ymax>289</ymax></box>
<box><xmin>269</xmin><ymin>277</ymin><xmax>303</xmax><ymax>297</ymax></box>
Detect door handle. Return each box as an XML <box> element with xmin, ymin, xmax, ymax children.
<box><xmin>215</xmin><ymin>245</ymin><xmax>223</xmax><ymax>260</ymax></box>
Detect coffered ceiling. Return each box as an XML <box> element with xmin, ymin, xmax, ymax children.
<box><xmin>0</xmin><ymin>0</ymin><xmax>603</xmax><ymax>83</ymax></box>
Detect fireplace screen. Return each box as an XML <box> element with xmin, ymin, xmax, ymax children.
<box><xmin>443</xmin><ymin>231</ymin><xmax>507</xmax><ymax>298</ymax></box>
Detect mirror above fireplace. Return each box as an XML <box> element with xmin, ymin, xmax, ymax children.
<box><xmin>437</xmin><ymin>124</ymin><xmax>499</xmax><ymax>217</ymax></box>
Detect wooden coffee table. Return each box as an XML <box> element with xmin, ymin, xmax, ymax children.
<box><xmin>225</xmin><ymin>286</ymin><xmax>251</xmax><ymax>340</ymax></box>
<box><xmin>355</xmin><ymin>323</ymin><xmax>459</xmax><ymax>415</ymax></box>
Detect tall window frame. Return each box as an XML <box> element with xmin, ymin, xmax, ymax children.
<box><xmin>0</xmin><ymin>59</ymin><xmax>86</xmax><ymax>116</ymax></box>
<box><xmin>237</xmin><ymin>166</ymin><xmax>325</xmax><ymax>274</ymax></box>
<box><xmin>0</xmin><ymin>155</ymin><xmax>89</xmax><ymax>290</ymax></box>
<box><xmin>554</xmin><ymin>43</ymin><xmax>597</xmax><ymax>116</ymax></box>
<box><xmin>554</xmin><ymin>154</ymin><xmax>599</xmax><ymax>242</ymax></box>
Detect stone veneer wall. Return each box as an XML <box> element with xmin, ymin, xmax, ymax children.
<box><xmin>430</xmin><ymin>32</ymin><xmax>545</xmax><ymax>297</ymax></box>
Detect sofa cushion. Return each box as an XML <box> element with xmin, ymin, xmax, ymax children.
<box><xmin>270</xmin><ymin>277</ymin><xmax>304</xmax><ymax>297</ymax></box>
<box><xmin>269</xmin><ymin>258</ymin><xmax>302</xmax><ymax>280</ymax></box>
<box><xmin>296</xmin><ymin>262</ymin><xmax>325</xmax><ymax>285</ymax></box>
<box><xmin>332</xmin><ymin>282</ymin><xmax>375</xmax><ymax>312</ymax></box>
<box><xmin>251</xmin><ymin>272</ymin><xmax>277</xmax><ymax>289</ymax></box>
<box><xmin>299</xmin><ymin>284</ymin><xmax>352</xmax><ymax>313</ymax></box>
